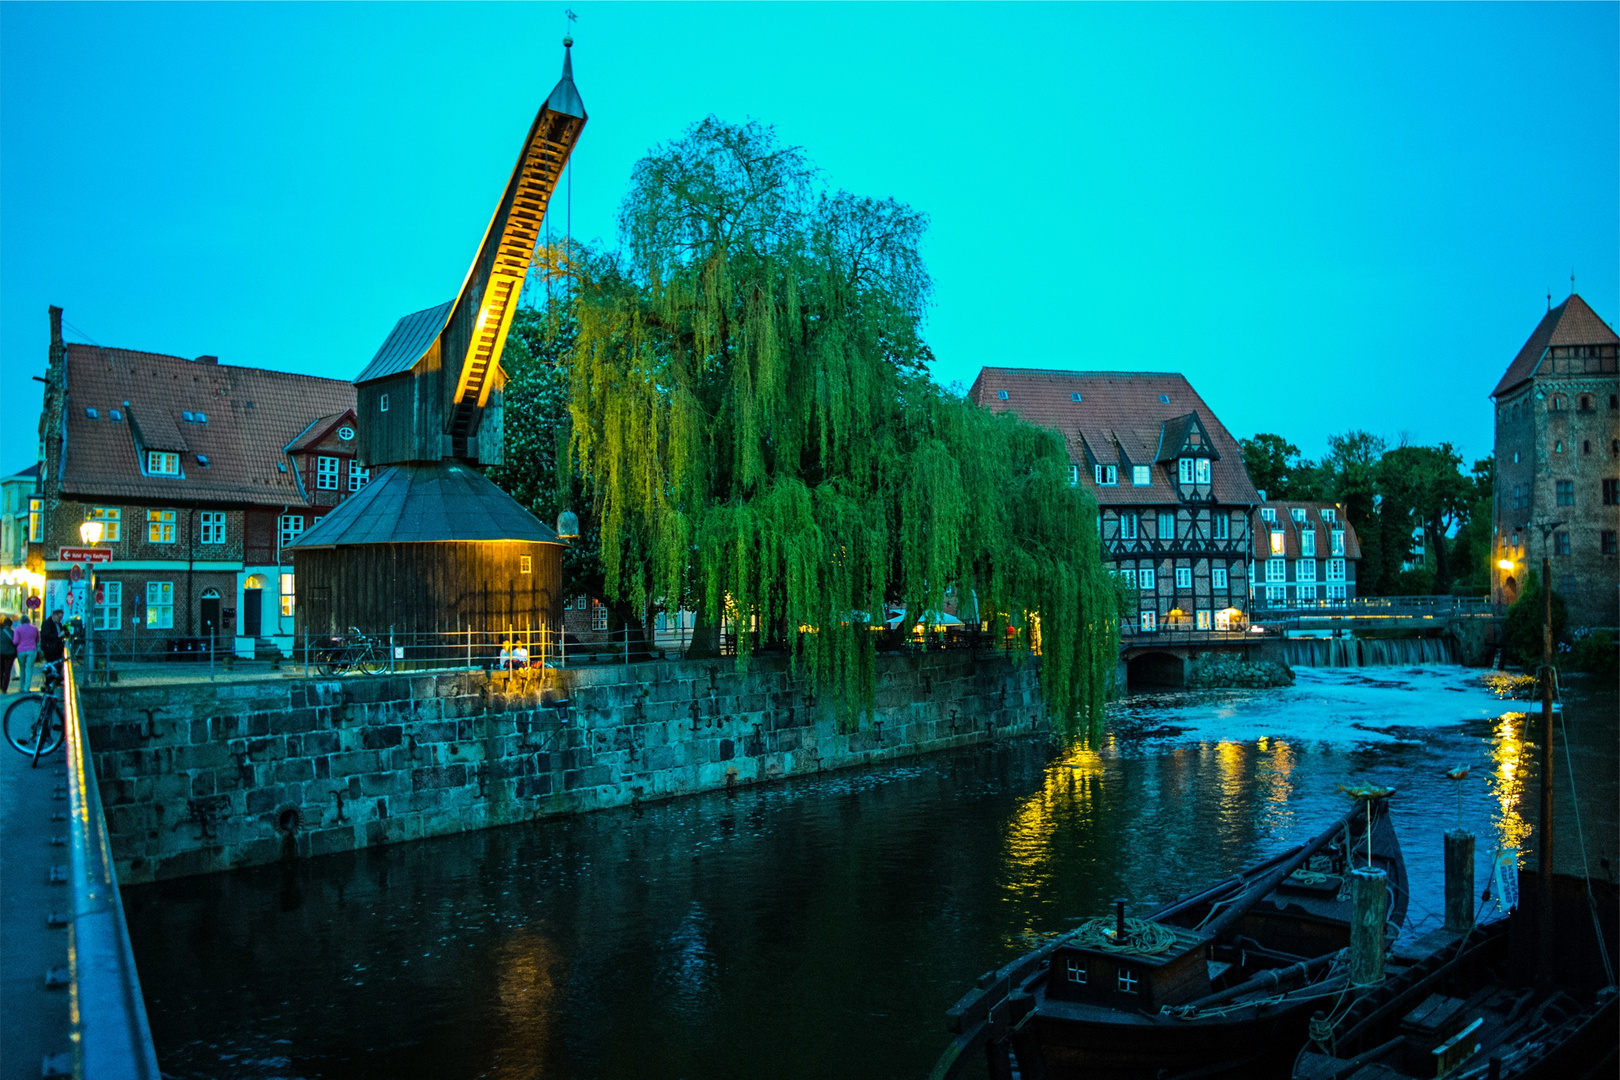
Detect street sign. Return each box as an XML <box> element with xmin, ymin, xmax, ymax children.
<box><xmin>69</xmin><ymin>564</ymin><xmax>83</xmax><ymax>583</ymax></box>
<box><xmin>94</xmin><ymin>587</ymin><xmax>105</xmax><ymax>604</ymax></box>
<box><xmin>58</xmin><ymin>547</ymin><xmax>113</xmax><ymax>563</ymax></box>
<box><xmin>26</xmin><ymin>595</ymin><xmax>40</xmax><ymax>610</ymax></box>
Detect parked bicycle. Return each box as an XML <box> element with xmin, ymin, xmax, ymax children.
<box><xmin>313</xmin><ymin>628</ymin><xmax>389</xmax><ymax>676</ymax></box>
<box><xmin>5</xmin><ymin>659</ymin><xmax>66</xmax><ymax>766</ymax></box>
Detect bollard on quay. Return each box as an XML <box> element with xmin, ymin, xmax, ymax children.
<box><xmin>1444</xmin><ymin>829</ymin><xmax>1475</xmax><ymax>934</ymax></box>
<box><xmin>1349</xmin><ymin>866</ymin><xmax>1388</xmax><ymax>987</ymax></box>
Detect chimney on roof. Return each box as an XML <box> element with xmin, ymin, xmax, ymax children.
<box><xmin>1257</xmin><ymin>489</ymin><xmax>1268</xmax><ymax>502</ymax></box>
<box><xmin>194</xmin><ymin>355</ymin><xmax>219</xmax><ymax>365</ymax></box>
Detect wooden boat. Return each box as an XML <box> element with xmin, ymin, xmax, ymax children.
<box><xmin>1292</xmin><ymin>871</ymin><xmax>1618</xmax><ymax>1080</ymax></box>
<box><xmin>930</xmin><ymin>796</ymin><xmax>1407</xmax><ymax>1080</ymax></box>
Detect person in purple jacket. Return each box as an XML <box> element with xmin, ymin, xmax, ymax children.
<box><xmin>11</xmin><ymin>614</ymin><xmax>38</xmax><ymax>693</ymax></box>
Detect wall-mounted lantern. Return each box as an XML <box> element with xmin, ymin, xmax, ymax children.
<box><xmin>556</xmin><ymin>510</ymin><xmax>579</xmax><ymax>540</ymax></box>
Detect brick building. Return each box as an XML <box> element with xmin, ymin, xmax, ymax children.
<box><xmin>1489</xmin><ymin>294</ymin><xmax>1619</xmax><ymax>627</ymax></box>
<box><xmin>969</xmin><ymin>369</ymin><xmax>1260</xmax><ymax>639</ymax></box>
<box><xmin>34</xmin><ymin>307</ymin><xmax>362</xmax><ymax>657</ymax></box>
<box><xmin>1250</xmin><ymin>500</ymin><xmax>1361</xmax><ymax>606</ymax></box>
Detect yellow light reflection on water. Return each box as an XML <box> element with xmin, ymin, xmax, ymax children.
<box><xmin>999</xmin><ymin>745</ymin><xmax>1106</xmax><ymax>947</ymax></box>
<box><xmin>490</xmin><ymin>930</ymin><xmax>563</xmax><ymax>1078</ymax></box>
<box><xmin>1491</xmin><ymin>711</ymin><xmax>1532</xmax><ymax>853</ymax></box>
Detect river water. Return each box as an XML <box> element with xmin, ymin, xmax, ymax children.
<box><xmin>123</xmin><ymin>666</ymin><xmax>1617</xmax><ymax>1080</ymax></box>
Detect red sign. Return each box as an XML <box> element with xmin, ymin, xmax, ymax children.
<box><xmin>26</xmin><ymin>595</ymin><xmax>41</xmax><ymax>610</ymax></box>
<box><xmin>69</xmin><ymin>564</ymin><xmax>83</xmax><ymax>583</ymax></box>
<box><xmin>58</xmin><ymin>547</ymin><xmax>113</xmax><ymax>563</ymax></box>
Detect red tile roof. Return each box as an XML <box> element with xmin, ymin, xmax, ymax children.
<box><xmin>1251</xmin><ymin>501</ymin><xmax>1362</xmax><ymax>560</ymax></box>
<box><xmin>1492</xmin><ymin>294</ymin><xmax>1619</xmax><ymax>398</ymax></box>
<box><xmin>284</xmin><ymin>411</ymin><xmax>357</xmax><ymax>454</ymax></box>
<box><xmin>59</xmin><ymin>345</ymin><xmax>356</xmax><ymax>506</ymax></box>
<box><xmin>968</xmin><ymin>368</ymin><xmax>1260</xmax><ymax>506</ymax></box>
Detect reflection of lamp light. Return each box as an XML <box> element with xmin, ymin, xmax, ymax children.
<box><xmin>1497</xmin><ymin>559</ymin><xmax>1514</xmax><ymax>571</ymax></box>
<box><xmin>79</xmin><ymin>520</ymin><xmax>103</xmax><ymax>545</ymax></box>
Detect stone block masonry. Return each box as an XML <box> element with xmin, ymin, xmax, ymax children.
<box><xmin>83</xmin><ymin>652</ymin><xmax>1044</xmax><ymax>884</ymax></box>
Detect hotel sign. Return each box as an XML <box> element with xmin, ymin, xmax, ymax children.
<box><xmin>58</xmin><ymin>547</ymin><xmax>113</xmax><ymax>563</ymax></box>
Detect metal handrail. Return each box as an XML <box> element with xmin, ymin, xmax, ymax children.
<box><xmin>62</xmin><ymin>654</ymin><xmax>162</xmax><ymax>1079</ymax></box>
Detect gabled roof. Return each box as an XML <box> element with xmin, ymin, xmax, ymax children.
<box><xmin>3</xmin><ymin>463</ymin><xmax>40</xmax><ymax>483</ymax></box>
<box><xmin>284</xmin><ymin>409</ymin><xmax>357</xmax><ymax>454</ymax></box>
<box><xmin>1252</xmin><ymin>501</ymin><xmax>1362</xmax><ymax>561</ymax></box>
<box><xmin>1155</xmin><ymin>412</ymin><xmax>1220</xmax><ymax>463</ymax></box>
<box><xmin>352</xmin><ymin>301</ymin><xmax>454</xmax><ymax>384</ymax></box>
<box><xmin>1492</xmin><ymin>294</ymin><xmax>1619</xmax><ymax>398</ymax></box>
<box><xmin>59</xmin><ymin>344</ymin><xmax>355</xmax><ymax>505</ymax></box>
<box><xmin>968</xmin><ymin>368</ymin><xmax>1260</xmax><ymax>506</ymax></box>
<box><xmin>288</xmin><ymin>461</ymin><xmax>561</xmax><ymax>547</ymax></box>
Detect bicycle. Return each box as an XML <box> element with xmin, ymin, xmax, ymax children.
<box><xmin>5</xmin><ymin>659</ymin><xmax>66</xmax><ymax>767</ymax></box>
<box><xmin>314</xmin><ymin>628</ymin><xmax>388</xmax><ymax>677</ymax></box>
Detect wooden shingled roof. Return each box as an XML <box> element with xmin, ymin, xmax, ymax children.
<box><xmin>58</xmin><ymin>344</ymin><xmax>355</xmax><ymax>506</ymax></box>
<box><xmin>967</xmin><ymin>368</ymin><xmax>1260</xmax><ymax>506</ymax></box>
<box><xmin>1492</xmin><ymin>294</ymin><xmax>1619</xmax><ymax>398</ymax></box>
<box><xmin>286</xmin><ymin>462</ymin><xmax>561</xmax><ymax>547</ymax></box>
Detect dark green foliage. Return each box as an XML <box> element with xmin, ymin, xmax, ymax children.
<box><xmin>1503</xmin><ymin>569</ymin><xmax>1567</xmax><ymax>668</ymax></box>
<box><xmin>1376</xmin><ymin>443</ymin><xmax>1471</xmax><ymax>595</ymax></box>
<box><xmin>1239</xmin><ymin>433</ymin><xmax>1325</xmax><ymax>500</ymax></box>
<box><xmin>1568</xmin><ymin>629</ymin><xmax>1618</xmax><ymax>680</ymax></box>
<box><xmin>1447</xmin><ymin>458</ymin><xmax>1495</xmax><ymax>593</ymax></box>
<box><xmin>560</xmin><ymin>117</ymin><xmax>1119</xmax><ymax>739</ymax></box>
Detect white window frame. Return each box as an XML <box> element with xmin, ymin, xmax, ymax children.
<box><xmin>29</xmin><ymin>497</ymin><xmax>42</xmax><ymax>543</ymax></box>
<box><xmin>1194</xmin><ymin>458</ymin><xmax>1211</xmax><ymax>484</ymax></box>
<box><xmin>1065</xmin><ymin>957</ymin><xmax>1087</xmax><ymax>984</ymax></box>
<box><xmin>147</xmin><ymin>509</ymin><xmax>177</xmax><ymax>544</ymax></box>
<box><xmin>1094</xmin><ymin>464</ymin><xmax>1118</xmax><ymax>486</ymax></box>
<box><xmin>279</xmin><ymin>514</ymin><xmax>305</xmax><ymax>547</ymax></box>
<box><xmin>145</xmin><ymin>581</ymin><xmax>174</xmax><ymax>629</ymax></box>
<box><xmin>1296</xmin><ymin>559</ymin><xmax>1317</xmax><ymax>582</ymax></box>
<box><xmin>1119</xmin><ymin>514</ymin><xmax>1138</xmax><ymax>540</ymax></box>
<box><xmin>87</xmin><ymin>506</ymin><xmax>122</xmax><ymax>542</ymax></box>
<box><xmin>1266</xmin><ymin>585</ymin><xmax>1287</xmax><ymax>605</ymax></box>
<box><xmin>1212</xmin><ymin>567</ymin><xmax>1228</xmax><ymax>589</ymax></box>
<box><xmin>1179</xmin><ymin>458</ymin><xmax>1195</xmax><ymax>484</ymax></box>
<box><xmin>1214</xmin><ymin>609</ymin><xmax>1231</xmax><ymax>631</ymax></box>
<box><xmin>93</xmin><ymin>580</ymin><xmax>122</xmax><ymax>631</ymax></box>
<box><xmin>350</xmin><ymin>463</ymin><xmax>371</xmax><ymax>491</ymax></box>
<box><xmin>1296</xmin><ymin>584</ymin><xmax>1317</xmax><ymax>602</ymax></box>
<box><xmin>199</xmin><ymin>511</ymin><xmax>226</xmax><ymax>545</ymax></box>
<box><xmin>316</xmin><ymin>456</ymin><xmax>340</xmax><ymax>490</ymax></box>
<box><xmin>1195</xmin><ymin>609</ymin><xmax>1212</xmax><ymax>630</ymax></box>
<box><xmin>1331</xmin><ymin>529</ymin><xmax>1345</xmax><ymax>556</ymax></box>
<box><xmin>1212</xmin><ymin>514</ymin><xmax>1229</xmax><ymax>540</ymax></box>
<box><xmin>1319</xmin><ymin>508</ymin><xmax>1337</xmax><ymax>523</ymax></box>
<box><xmin>1266</xmin><ymin>558</ymin><xmax>1286</xmax><ymax>583</ymax></box>
<box><xmin>591</xmin><ymin>599</ymin><xmax>609</xmax><ymax>631</ymax></box>
<box><xmin>1260</xmin><ymin>507</ymin><xmax>1276</xmax><ymax>523</ymax></box>
<box><xmin>280</xmin><ymin>572</ymin><xmax>295</xmax><ymax>617</ymax></box>
<box><xmin>1158</xmin><ymin>512</ymin><xmax>1176</xmax><ymax>540</ymax></box>
<box><xmin>1301</xmin><ymin>530</ymin><xmax>1316</xmax><ymax>557</ymax></box>
<box><xmin>1132</xmin><ymin>464</ymin><xmax>1151</xmax><ymax>486</ymax></box>
<box><xmin>1326</xmin><ymin>558</ymin><xmax>1346</xmax><ymax>582</ymax></box>
<box><xmin>1139</xmin><ymin>610</ymin><xmax>1157</xmax><ymax>633</ymax></box>
<box><xmin>1175</xmin><ymin>567</ymin><xmax>1192</xmax><ymax>589</ymax></box>
<box><xmin>1327</xmin><ymin>584</ymin><xmax>1347</xmax><ymax>601</ymax></box>
<box><xmin>1139</xmin><ymin>568</ymin><xmax>1156</xmax><ymax>590</ymax></box>
<box><xmin>1118</xmin><ymin>568</ymin><xmax>1137</xmax><ymax>588</ymax></box>
<box><xmin>1291</xmin><ymin>508</ymin><xmax>1307</xmax><ymax>524</ymax></box>
<box><xmin>146</xmin><ymin>450</ymin><xmax>180</xmax><ymax>476</ymax></box>
<box><xmin>1069</xmin><ymin>464</ymin><xmax>1079</xmax><ymax>487</ymax></box>
<box><xmin>1269</xmin><ymin>529</ymin><xmax>1285</xmax><ymax>556</ymax></box>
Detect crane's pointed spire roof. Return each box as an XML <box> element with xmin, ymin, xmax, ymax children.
<box><xmin>546</xmin><ymin>38</ymin><xmax>586</xmax><ymax>119</ymax></box>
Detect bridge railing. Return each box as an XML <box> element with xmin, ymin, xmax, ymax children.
<box><xmin>63</xmin><ymin>654</ymin><xmax>163</xmax><ymax>1079</ymax></box>
<box><xmin>1249</xmin><ymin>595</ymin><xmax>1498</xmax><ymax>620</ymax></box>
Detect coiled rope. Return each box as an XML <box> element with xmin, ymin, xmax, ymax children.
<box><xmin>1070</xmin><ymin>917</ymin><xmax>1179</xmax><ymax>956</ymax></box>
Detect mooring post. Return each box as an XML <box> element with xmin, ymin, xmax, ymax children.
<box><xmin>1444</xmin><ymin>829</ymin><xmax>1475</xmax><ymax>933</ymax></box>
<box><xmin>1349</xmin><ymin>866</ymin><xmax>1388</xmax><ymax>987</ymax></box>
<box><xmin>1536</xmin><ymin>554</ymin><xmax>1556</xmax><ymax>987</ymax></box>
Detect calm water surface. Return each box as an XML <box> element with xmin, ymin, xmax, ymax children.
<box><xmin>124</xmin><ymin>666</ymin><xmax>1617</xmax><ymax>1080</ymax></box>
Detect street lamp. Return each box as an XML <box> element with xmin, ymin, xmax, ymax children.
<box><xmin>78</xmin><ymin>519</ymin><xmax>103</xmax><ymax>677</ymax></box>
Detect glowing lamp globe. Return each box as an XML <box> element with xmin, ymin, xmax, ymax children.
<box><xmin>556</xmin><ymin>510</ymin><xmax>580</xmax><ymax>540</ymax></box>
<box><xmin>1497</xmin><ymin>559</ymin><xmax>1514</xmax><ymax>571</ymax></box>
<box><xmin>79</xmin><ymin>520</ymin><xmax>104</xmax><ymax>545</ymax></box>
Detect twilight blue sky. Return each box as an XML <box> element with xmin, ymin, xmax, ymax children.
<box><xmin>2</xmin><ymin>2</ymin><xmax>1615</xmax><ymax>475</ymax></box>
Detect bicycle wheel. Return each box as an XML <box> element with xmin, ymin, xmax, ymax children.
<box><xmin>359</xmin><ymin>654</ymin><xmax>387</xmax><ymax>676</ymax></box>
<box><xmin>5</xmin><ymin>694</ymin><xmax>60</xmax><ymax>757</ymax></box>
<box><xmin>32</xmin><ymin>700</ymin><xmax>62</xmax><ymax>766</ymax></box>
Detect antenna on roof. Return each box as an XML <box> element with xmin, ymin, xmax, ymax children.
<box><xmin>1547</xmin><ymin>289</ymin><xmax>1552</xmax><ymax>312</ymax></box>
<box><xmin>1570</xmin><ymin>269</ymin><xmax>1576</xmax><ymax>297</ymax></box>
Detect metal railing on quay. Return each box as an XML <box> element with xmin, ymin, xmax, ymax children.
<box><xmin>62</xmin><ymin>652</ymin><xmax>163</xmax><ymax>1079</ymax></box>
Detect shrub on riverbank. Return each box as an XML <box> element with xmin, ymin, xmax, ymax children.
<box><xmin>1568</xmin><ymin>628</ymin><xmax>1618</xmax><ymax>680</ymax></box>
<box><xmin>1187</xmin><ymin>654</ymin><xmax>1295</xmax><ymax>689</ymax></box>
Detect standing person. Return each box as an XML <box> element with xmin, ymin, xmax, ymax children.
<box><xmin>0</xmin><ymin>616</ymin><xmax>15</xmax><ymax>693</ymax></box>
<box><xmin>39</xmin><ymin>608</ymin><xmax>66</xmax><ymax>667</ymax></box>
<box><xmin>12</xmin><ymin>614</ymin><xmax>38</xmax><ymax>693</ymax></box>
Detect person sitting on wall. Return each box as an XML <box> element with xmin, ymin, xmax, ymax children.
<box><xmin>511</xmin><ymin>643</ymin><xmax>530</xmax><ymax>669</ymax></box>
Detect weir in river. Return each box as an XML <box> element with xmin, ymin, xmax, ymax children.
<box><xmin>121</xmin><ymin>666</ymin><xmax>1618</xmax><ymax>1080</ymax></box>
<box><xmin>1282</xmin><ymin>635</ymin><xmax>1460</xmax><ymax>667</ymax></box>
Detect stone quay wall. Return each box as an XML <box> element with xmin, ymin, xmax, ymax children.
<box><xmin>82</xmin><ymin>652</ymin><xmax>1045</xmax><ymax>884</ymax></box>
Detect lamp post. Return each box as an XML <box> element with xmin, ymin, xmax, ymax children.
<box><xmin>1515</xmin><ymin>518</ymin><xmax>1562</xmax><ymax>988</ymax></box>
<box><xmin>78</xmin><ymin>519</ymin><xmax>103</xmax><ymax>679</ymax></box>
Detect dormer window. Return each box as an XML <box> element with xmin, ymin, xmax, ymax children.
<box><xmin>1319</xmin><ymin>508</ymin><xmax>1337</xmax><ymax>522</ymax></box>
<box><xmin>1301</xmin><ymin>530</ymin><xmax>1316</xmax><ymax>557</ymax></box>
<box><xmin>1068</xmin><ymin>464</ymin><xmax>1079</xmax><ymax>487</ymax></box>
<box><xmin>194</xmin><ymin>411</ymin><xmax>207</xmax><ymax>424</ymax></box>
<box><xmin>1159</xmin><ymin>394</ymin><xmax>1170</xmax><ymax>404</ymax></box>
<box><xmin>85</xmin><ymin>407</ymin><xmax>99</xmax><ymax>419</ymax></box>
<box><xmin>1270</xmin><ymin>529</ymin><xmax>1285</xmax><ymax>555</ymax></box>
<box><xmin>1179</xmin><ymin>458</ymin><xmax>1195</xmax><ymax>484</ymax></box>
<box><xmin>1094</xmin><ymin>464</ymin><xmax>1118</xmax><ymax>486</ymax></box>
<box><xmin>1132</xmin><ymin>465</ymin><xmax>1151</xmax><ymax>486</ymax></box>
<box><xmin>997</xmin><ymin>390</ymin><xmax>1009</xmax><ymax>401</ymax></box>
<box><xmin>1331</xmin><ymin>529</ymin><xmax>1345</xmax><ymax>556</ymax></box>
<box><xmin>1291</xmin><ymin>508</ymin><xmax>1307</xmax><ymax>524</ymax></box>
<box><xmin>317</xmin><ymin>456</ymin><xmax>340</xmax><ymax>490</ymax></box>
<box><xmin>196</xmin><ymin>454</ymin><xmax>210</xmax><ymax>468</ymax></box>
<box><xmin>146</xmin><ymin>451</ymin><xmax>180</xmax><ymax>476</ymax></box>
<box><xmin>1070</xmin><ymin>393</ymin><xmax>1083</xmax><ymax>403</ymax></box>
<box><xmin>1195</xmin><ymin>459</ymin><xmax>1210</xmax><ymax>484</ymax></box>
<box><xmin>1260</xmin><ymin>508</ymin><xmax>1276</xmax><ymax>523</ymax></box>
<box><xmin>109</xmin><ymin>409</ymin><xmax>123</xmax><ymax>422</ymax></box>
<box><xmin>182</xmin><ymin>411</ymin><xmax>195</xmax><ymax>422</ymax></box>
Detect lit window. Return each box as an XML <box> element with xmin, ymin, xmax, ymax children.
<box><xmin>1094</xmin><ymin>464</ymin><xmax>1118</xmax><ymax>486</ymax></box>
<box><xmin>86</xmin><ymin>507</ymin><xmax>122</xmax><ymax>542</ymax></box>
<box><xmin>1296</xmin><ymin>559</ymin><xmax>1317</xmax><ymax>582</ymax></box>
<box><xmin>350</xmin><ymin>464</ymin><xmax>371</xmax><ymax>491</ymax></box>
<box><xmin>1195</xmin><ymin>459</ymin><xmax>1210</xmax><ymax>484</ymax></box>
<box><xmin>280</xmin><ymin>572</ymin><xmax>295</xmax><ymax>617</ymax></box>
<box><xmin>199</xmin><ymin>511</ymin><xmax>226</xmax><ymax>545</ymax></box>
<box><xmin>1553</xmin><ymin>531</ymin><xmax>1570</xmax><ymax>556</ymax></box>
<box><xmin>29</xmin><ymin>497</ymin><xmax>42</xmax><ymax>543</ymax></box>
<box><xmin>146</xmin><ymin>451</ymin><xmax>180</xmax><ymax>476</ymax></box>
<box><xmin>1158</xmin><ymin>512</ymin><xmax>1175</xmax><ymax>539</ymax></box>
<box><xmin>338</xmin><ymin>426</ymin><xmax>355</xmax><ymax>441</ymax></box>
<box><xmin>520</xmin><ymin>555</ymin><xmax>532</xmax><ymax>574</ymax></box>
<box><xmin>1331</xmin><ymin>529</ymin><xmax>1345</xmax><ymax>556</ymax></box>
<box><xmin>1195</xmin><ymin>609</ymin><xmax>1211</xmax><ymax>630</ymax></box>
<box><xmin>1118</xmin><ymin>967</ymin><xmax>1139</xmax><ymax>993</ymax></box>
<box><xmin>1179</xmin><ymin>458</ymin><xmax>1195</xmax><ymax>484</ymax></box>
<box><xmin>1266</xmin><ymin>558</ymin><xmax>1286</xmax><ymax>583</ymax></box>
<box><xmin>93</xmin><ymin>581</ymin><xmax>122</xmax><ymax>631</ymax></box>
<box><xmin>1175</xmin><ymin>567</ymin><xmax>1192</xmax><ymax>588</ymax></box>
<box><xmin>1326</xmin><ymin>559</ymin><xmax>1346</xmax><ymax>582</ymax></box>
<box><xmin>316</xmin><ymin>456</ymin><xmax>339</xmax><ymax>490</ymax></box>
<box><xmin>1139</xmin><ymin>568</ymin><xmax>1156</xmax><ymax>590</ymax></box>
<box><xmin>147</xmin><ymin>509</ymin><xmax>177</xmax><ymax>544</ymax></box>
<box><xmin>1556</xmin><ymin>480</ymin><xmax>1573</xmax><ymax>506</ymax></box>
<box><xmin>996</xmin><ymin>390</ymin><xmax>1009</xmax><ymax>400</ymax></box>
<box><xmin>1269</xmin><ymin>529</ymin><xmax>1285</xmax><ymax>555</ymax></box>
<box><xmin>591</xmin><ymin>599</ymin><xmax>609</xmax><ymax>631</ymax></box>
<box><xmin>1065</xmin><ymin>957</ymin><xmax>1087</xmax><ymax>983</ymax></box>
<box><xmin>1212</xmin><ymin>567</ymin><xmax>1228</xmax><ymax>589</ymax></box>
<box><xmin>1215</xmin><ymin>609</ymin><xmax>1232</xmax><ymax>631</ymax></box>
<box><xmin>279</xmin><ymin>514</ymin><xmax>304</xmax><ymax>546</ymax></box>
<box><xmin>1139</xmin><ymin>610</ymin><xmax>1156</xmax><ymax>632</ymax></box>
<box><xmin>145</xmin><ymin>581</ymin><xmax>174</xmax><ymax>628</ymax></box>
<box><xmin>1119</xmin><ymin>514</ymin><xmax>1138</xmax><ymax>540</ymax></box>
<box><xmin>1132</xmin><ymin>465</ymin><xmax>1151</xmax><ymax>486</ymax></box>
<box><xmin>1212</xmin><ymin>514</ymin><xmax>1230</xmax><ymax>540</ymax></box>
<box><xmin>1069</xmin><ymin>464</ymin><xmax>1079</xmax><ymax>487</ymax></box>
<box><xmin>1301</xmin><ymin>530</ymin><xmax>1316</xmax><ymax>557</ymax></box>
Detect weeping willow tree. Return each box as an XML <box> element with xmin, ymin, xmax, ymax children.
<box><xmin>558</xmin><ymin>117</ymin><xmax>1118</xmax><ymax>740</ymax></box>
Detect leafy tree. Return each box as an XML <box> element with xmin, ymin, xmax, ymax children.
<box><xmin>1504</xmin><ymin>568</ymin><xmax>1567</xmax><ymax>668</ymax></box>
<box><xmin>558</xmin><ymin>117</ymin><xmax>1118</xmax><ymax>738</ymax></box>
<box><xmin>1239</xmin><ymin>433</ymin><xmax>1326</xmax><ymax>500</ymax></box>
<box><xmin>1447</xmin><ymin>457</ymin><xmax>1494</xmax><ymax>592</ymax></box>
<box><xmin>1377</xmin><ymin>442</ymin><xmax>1471</xmax><ymax>595</ymax></box>
<box><xmin>1318</xmin><ymin>431</ymin><xmax>1388</xmax><ymax>592</ymax></box>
